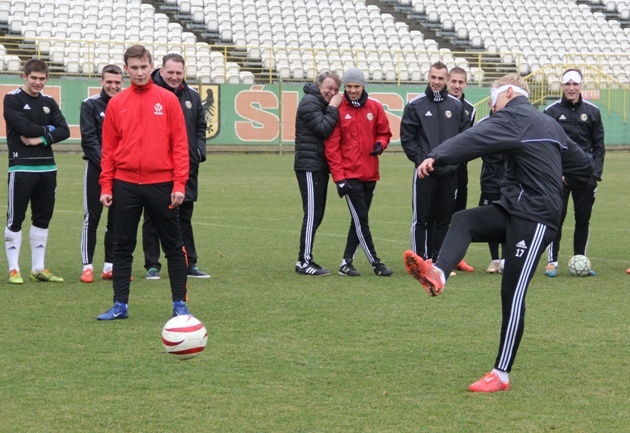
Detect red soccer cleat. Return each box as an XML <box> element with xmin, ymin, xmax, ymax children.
<box><xmin>80</xmin><ymin>268</ymin><xmax>94</xmax><ymax>283</ymax></box>
<box><xmin>456</xmin><ymin>259</ymin><xmax>474</xmax><ymax>272</ymax></box>
<box><xmin>468</xmin><ymin>371</ymin><xmax>510</xmax><ymax>393</ymax></box>
<box><xmin>403</xmin><ymin>250</ymin><xmax>445</xmax><ymax>296</ymax></box>
<box><xmin>101</xmin><ymin>270</ymin><xmax>113</xmax><ymax>280</ymax></box>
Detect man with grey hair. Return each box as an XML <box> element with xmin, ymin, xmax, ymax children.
<box><xmin>405</xmin><ymin>74</ymin><xmax>594</xmax><ymax>392</ymax></box>
<box><xmin>294</xmin><ymin>71</ymin><xmax>342</xmax><ymax>276</ymax></box>
<box><xmin>143</xmin><ymin>53</ymin><xmax>210</xmax><ymax>280</ymax></box>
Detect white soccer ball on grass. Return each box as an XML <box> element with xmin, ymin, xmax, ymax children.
<box><xmin>567</xmin><ymin>255</ymin><xmax>592</xmax><ymax>277</ymax></box>
<box><xmin>161</xmin><ymin>315</ymin><xmax>208</xmax><ymax>360</ymax></box>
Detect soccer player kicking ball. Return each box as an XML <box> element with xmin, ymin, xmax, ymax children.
<box><xmin>404</xmin><ymin>74</ymin><xmax>594</xmax><ymax>393</ymax></box>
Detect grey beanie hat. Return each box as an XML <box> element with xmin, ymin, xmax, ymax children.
<box><xmin>342</xmin><ymin>67</ymin><xmax>366</xmax><ymax>88</ymax></box>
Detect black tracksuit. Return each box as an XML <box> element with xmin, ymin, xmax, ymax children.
<box><xmin>454</xmin><ymin>94</ymin><xmax>477</xmax><ymax>213</ymax></box>
<box><xmin>80</xmin><ymin>89</ymin><xmax>114</xmax><ymax>266</ymax></box>
<box><xmin>477</xmin><ymin>114</ymin><xmax>506</xmax><ymax>260</ymax></box>
<box><xmin>143</xmin><ymin>69</ymin><xmax>207</xmax><ymax>272</ymax></box>
<box><xmin>427</xmin><ymin>96</ymin><xmax>594</xmax><ymax>373</ymax></box>
<box><xmin>3</xmin><ymin>88</ymin><xmax>70</xmax><ymax>231</ymax></box>
<box><xmin>400</xmin><ymin>86</ymin><xmax>471</xmax><ymax>260</ymax></box>
<box><xmin>294</xmin><ymin>82</ymin><xmax>339</xmax><ymax>266</ymax></box>
<box><xmin>543</xmin><ymin>95</ymin><xmax>605</xmax><ymax>263</ymax></box>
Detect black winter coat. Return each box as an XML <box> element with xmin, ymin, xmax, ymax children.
<box><xmin>294</xmin><ymin>82</ymin><xmax>339</xmax><ymax>173</ymax></box>
<box><xmin>151</xmin><ymin>69</ymin><xmax>207</xmax><ymax>202</ymax></box>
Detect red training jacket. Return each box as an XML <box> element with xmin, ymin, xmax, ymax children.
<box><xmin>325</xmin><ymin>95</ymin><xmax>392</xmax><ymax>183</ymax></box>
<box><xmin>100</xmin><ymin>79</ymin><xmax>189</xmax><ymax>196</ymax></box>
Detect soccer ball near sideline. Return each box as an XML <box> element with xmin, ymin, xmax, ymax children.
<box><xmin>567</xmin><ymin>255</ymin><xmax>592</xmax><ymax>277</ymax></box>
<box><xmin>161</xmin><ymin>315</ymin><xmax>208</xmax><ymax>360</ymax></box>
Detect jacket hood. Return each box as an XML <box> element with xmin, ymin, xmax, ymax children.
<box><xmin>303</xmin><ymin>82</ymin><xmax>325</xmax><ymax>101</ymax></box>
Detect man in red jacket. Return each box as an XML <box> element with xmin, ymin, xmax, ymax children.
<box><xmin>96</xmin><ymin>45</ymin><xmax>191</xmax><ymax>320</ymax></box>
<box><xmin>325</xmin><ymin>67</ymin><xmax>393</xmax><ymax>277</ymax></box>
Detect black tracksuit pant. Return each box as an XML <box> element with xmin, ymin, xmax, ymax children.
<box><xmin>143</xmin><ymin>201</ymin><xmax>196</xmax><ymax>271</ymax></box>
<box><xmin>296</xmin><ymin>170</ymin><xmax>329</xmax><ymax>265</ymax></box>
<box><xmin>435</xmin><ymin>204</ymin><xmax>556</xmax><ymax>373</ymax></box>
<box><xmin>411</xmin><ymin>169</ymin><xmax>457</xmax><ymax>261</ymax></box>
<box><xmin>546</xmin><ymin>183</ymin><xmax>596</xmax><ymax>263</ymax></box>
<box><xmin>454</xmin><ymin>163</ymin><xmax>468</xmax><ymax>213</ymax></box>
<box><xmin>342</xmin><ymin>179</ymin><xmax>380</xmax><ymax>264</ymax></box>
<box><xmin>81</xmin><ymin>161</ymin><xmax>114</xmax><ymax>266</ymax></box>
<box><xmin>479</xmin><ymin>191</ymin><xmax>503</xmax><ymax>260</ymax></box>
<box><xmin>111</xmin><ymin>179</ymin><xmax>188</xmax><ymax>304</ymax></box>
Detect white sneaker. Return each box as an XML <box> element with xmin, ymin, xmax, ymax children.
<box><xmin>487</xmin><ymin>260</ymin><xmax>501</xmax><ymax>274</ymax></box>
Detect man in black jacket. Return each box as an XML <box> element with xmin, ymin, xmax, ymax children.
<box><xmin>405</xmin><ymin>74</ymin><xmax>594</xmax><ymax>393</ymax></box>
<box><xmin>448</xmin><ymin>67</ymin><xmax>476</xmax><ymax>273</ymax></box>
<box><xmin>543</xmin><ymin>68</ymin><xmax>605</xmax><ymax>277</ymax></box>
<box><xmin>400</xmin><ymin>61</ymin><xmax>471</xmax><ymax>263</ymax></box>
<box><xmin>294</xmin><ymin>71</ymin><xmax>342</xmax><ymax>275</ymax></box>
<box><xmin>79</xmin><ymin>64</ymin><xmax>123</xmax><ymax>283</ymax></box>
<box><xmin>142</xmin><ymin>53</ymin><xmax>209</xmax><ymax>280</ymax></box>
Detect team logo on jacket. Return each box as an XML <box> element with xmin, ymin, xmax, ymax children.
<box><xmin>445</xmin><ymin>110</ymin><xmax>452</xmax><ymax>118</ymax></box>
<box><xmin>185</xmin><ymin>100</ymin><xmax>192</xmax><ymax>109</ymax></box>
<box><xmin>580</xmin><ymin>113</ymin><xmax>588</xmax><ymax>121</ymax></box>
<box><xmin>43</xmin><ymin>106</ymin><xmax>50</xmax><ymax>114</ymax></box>
<box><xmin>367</xmin><ymin>113</ymin><xmax>374</xmax><ymax>121</ymax></box>
<box><xmin>154</xmin><ymin>103</ymin><xmax>163</xmax><ymax>115</ymax></box>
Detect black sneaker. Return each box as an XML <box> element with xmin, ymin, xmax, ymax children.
<box><xmin>146</xmin><ymin>268</ymin><xmax>160</xmax><ymax>280</ymax></box>
<box><xmin>296</xmin><ymin>261</ymin><xmax>330</xmax><ymax>276</ymax></box>
<box><xmin>372</xmin><ymin>261</ymin><xmax>393</xmax><ymax>276</ymax></box>
<box><xmin>188</xmin><ymin>266</ymin><xmax>211</xmax><ymax>278</ymax></box>
<box><xmin>339</xmin><ymin>261</ymin><xmax>361</xmax><ymax>276</ymax></box>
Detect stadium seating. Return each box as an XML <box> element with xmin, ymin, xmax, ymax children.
<box><xmin>1</xmin><ymin>0</ymin><xmax>630</xmax><ymax>85</ymax></box>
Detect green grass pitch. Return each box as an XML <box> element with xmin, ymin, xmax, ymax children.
<box><xmin>0</xmin><ymin>151</ymin><xmax>627</xmax><ymax>432</ymax></box>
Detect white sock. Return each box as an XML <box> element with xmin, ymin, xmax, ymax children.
<box><xmin>30</xmin><ymin>226</ymin><xmax>48</xmax><ymax>273</ymax></box>
<box><xmin>103</xmin><ymin>262</ymin><xmax>113</xmax><ymax>273</ymax></box>
<box><xmin>83</xmin><ymin>264</ymin><xmax>93</xmax><ymax>272</ymax></box>
<box><xmin>5</xmin><ymin>227</ymin><xmax>21</xmax><ymax>271</ymax></box>
<box><xmin>434</xmin><ymin>265</ymin><xmax>446</xmax><ymax>284</ymax></box>
<box><xmin>492</xmin><ymin>368</ymin><xmax>510</xmax><ymax>383</ymax></box>
<box><xmin>550</xmin><ymin>261</ymin><xmax>558</xmax><ymax>267</ymax></box>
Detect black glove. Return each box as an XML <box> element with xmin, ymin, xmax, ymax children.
<box><xmin>369</xmin><ymin>142</ymin><xmax>383</xmax><ymax>156</ymax></box>
<box><xmin>336</xmin><ymin>180</ymin><xmax>352</xmax><ymax>198</ymax></box>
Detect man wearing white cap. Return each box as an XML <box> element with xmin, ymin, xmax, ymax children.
<box><xmin>325</xmin><ymin>67</ymin><xmax>393</xmax><ymax>277</ymax></box>
<box><xmin>403</xmin><ymin>74</ymin><xmax>594</xmax><ymax>393</ymax></box>
<box><xmin>543</xmin><ymin>68</ymin><xmax>605</xmax><ymax>277</ymax></box>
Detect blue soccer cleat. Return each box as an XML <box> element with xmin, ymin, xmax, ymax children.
<box><xmin>173</xmin><ymin>300</ymin><xmax>192</xmax><ymax>317</ymax></box>
<box><xmin>97</xmin><ymin>301</ymin><xmax>128</xmax><ymax>321</ymax></box>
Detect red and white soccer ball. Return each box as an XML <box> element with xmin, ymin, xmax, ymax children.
<box><xmin>161</xmin><ymin>315</ymin><xmax>208</xmax><ymax>360</ymax></box>
<box><xmin>568</xmin><ymin>254</ymin><xmax>591</xmax><ymax>277</ymax></box>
